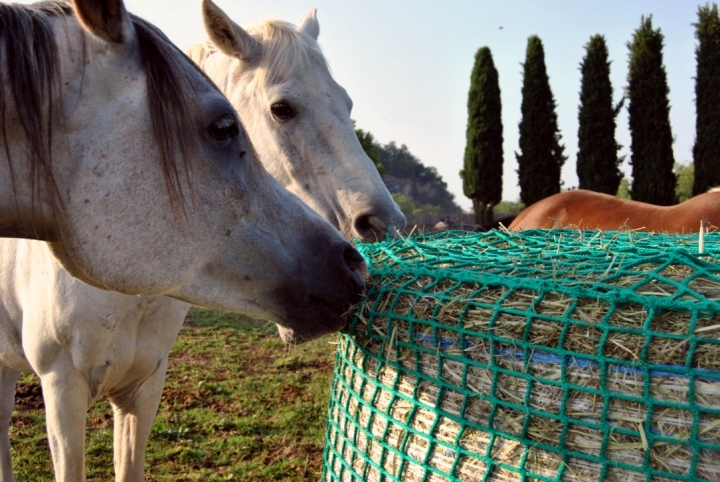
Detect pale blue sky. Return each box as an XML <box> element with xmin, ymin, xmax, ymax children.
<box><xmin>45</xmin><ymin>1</ymin><xmax>705</xmax><ymax>210</ymax></box>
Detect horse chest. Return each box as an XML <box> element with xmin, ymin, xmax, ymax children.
<box><xmin>87</xmin><ymin>348</ymin><xmax>161</xmax><ymax>402</ymax></box>
<box><xmin>84</xmin><ymin>300</ymin><xmax>184</xmax><ymax>401</ymax></box>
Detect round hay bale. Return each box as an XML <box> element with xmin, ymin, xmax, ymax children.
<box><xmin>322</xmin><ymin>230</ymin><xmax>720</xmax><ymax>482</ymax></box>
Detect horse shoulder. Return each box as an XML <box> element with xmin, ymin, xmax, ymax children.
<box><xmin>0</xmin><ymin>240</ymin><xmax>66</xmax><ymax>373</ymax></box>
<box><xmin>0</xmin><ymin>240</ymin><xmax>30</xmax><ymax>371</ymax></box>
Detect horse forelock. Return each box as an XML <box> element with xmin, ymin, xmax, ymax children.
<box><xmin>194</xmin><ymin>19</ymin><xmax>329</xmax><ymax>91</ymax></box>
<box><xmin>0</xmin><ymin>2</ymin><xmax>211</xmax><ymax>228</ymax></box>
<box><xmin>250</xmin><ymin>19</ymin><xmax>329</xmax><ymax>89</ymax></box>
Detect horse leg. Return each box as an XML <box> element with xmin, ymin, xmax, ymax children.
<box><xmin>110</xmin><ymin>358</ymin><xmax>169</xmax><ymax>482</ymax></box>
<box><xmin>0</xmin><ymin>368</ymin><xmax>20</xmax><ymax>482</ymax></box>
<box><xmin>40</xmin><ymin>369</ymin><xmax>90</xmax><ymax>482</ymax></box>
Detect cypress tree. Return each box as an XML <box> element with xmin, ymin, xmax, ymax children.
<box><xmin>516</xmin><ymin>36</ymin><xmax>566</xmax><ymax>207</ymax></box>
<box><xmin>693</xmin><ymin>4</ymin><xmax>720</xmax><ymax>195</ymax></box>
<box><xmin>626</xmin><ymin>16</ymin><xmax>676</xmax><ymax>205</ymax></box>
<box><xmin>461</xmin><ymin>47</ymin><xmax>503</xmax><ymax>226</ymax></box>
<box><xmin>577</xmin><ymin>35</ymin><xmax>623</xmax><ymax>194</ymax></box>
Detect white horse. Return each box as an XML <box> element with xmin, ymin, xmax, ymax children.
<box><xmin>0</xmin><ymin>0</ymin><xmax>366</xmax><ymax>324</ymax></box>
<box><xmin>1</xmin><ymin>1</ymin><xmax>395</xmax><ymax>481</ymax></box>
<box><xmin>187</xmin><ymin>0</ymin><xmax>406</xmax><ymax>242</ymax></box>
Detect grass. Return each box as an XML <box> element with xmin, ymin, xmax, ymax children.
<box><xmin>9</xmin><ymin>308</ymin><xmax>339</xmax><ymax>481</ymax></box>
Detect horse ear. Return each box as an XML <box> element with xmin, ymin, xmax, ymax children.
<box><xmin>72</xmin><ymin>0</ymin><xmax>134</xmax><ymax>44</ymax></box>
<box><xmin>298</xmin><ymin>9</ymin><xmax>319</xmax><ymax>40</ymax></box>
<box><xmin>202</xmin><ymin>0</ymin><xmax>261</xmax><ymax>62</ymax></box>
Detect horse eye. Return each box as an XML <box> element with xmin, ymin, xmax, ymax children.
<box><xmin>208</xmin><ymin>115</ymin><xmax>240</xmax><ymax>141</ymax></box>
<box><xmin>271</xmin><ymin>102</ymin><xmax>295</xmax><ymax>122</ymax></box>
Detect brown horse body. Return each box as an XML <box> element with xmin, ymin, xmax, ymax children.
<box><xmin>509</xmin><ymin>189</ymin><xmax>720</xmax><ymax>232</ymax></box>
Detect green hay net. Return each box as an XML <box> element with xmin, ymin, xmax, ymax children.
<box><xmin>322</xmin><ymin>230</ymin><xmax>720</xmax><ymax>482</ymax></box>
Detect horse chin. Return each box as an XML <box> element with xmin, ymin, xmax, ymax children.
<box><xmin>275</xmin><ymin>301</ymin><xmax>346</xmax><ymax>345</ymax></box>
<box><xmin>276</xmin><ymin>321</ymin><xmax>340</xmax><ymax>345</ymax></box>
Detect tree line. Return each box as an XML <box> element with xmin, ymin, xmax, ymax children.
<box><xmin>461</xmin><ymin>4</ymin><xmax>720</xmax><ymax>226</ymax></box>
<box><xmin>355</xmin><ymin>124</ymin><xmax>462</xmax><ymax>214</ymax></box>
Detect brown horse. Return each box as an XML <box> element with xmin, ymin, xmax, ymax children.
<box><xmin>509</xmin><ymin>188</ymin><xmax>720</xmax><ymax>232</ymax></box>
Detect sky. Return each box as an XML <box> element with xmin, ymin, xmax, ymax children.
<box><xmin>46</xmin><ymin>1</ymin><xmax>704</xmax><ymax>211</ymax></box>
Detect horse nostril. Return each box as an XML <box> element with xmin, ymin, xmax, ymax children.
<box><xmin>354</xmin><ymin>214</ymin><xmax>387</xmax><ymax>242</ymax></box>
<box><xmin>343</xmin><ymin>246</ymin><xmax>368</xmax><ymax>281</ymax></box>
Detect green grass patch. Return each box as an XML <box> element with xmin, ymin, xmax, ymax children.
<box><xmin>10</xmin><ymin>308</ymin><xmax>338</xmax><ymax>481</ymax></box>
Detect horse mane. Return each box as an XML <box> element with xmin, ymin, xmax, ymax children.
<box><xmin>131</xmin><ymin>15</ymin><xmax>209</xmax><ymax>217</ymax></box>
<box><xmin>0</xmin><ymin>1</ymin><xmax>68</xmax><ymax>238</ymax></box>
<box><xmin>0</xmin><ymin>1</ymin><xmax>207</xmax><ymax>232</ymax></box>
<box><xmin>189</xmin><ymin>18</ymin><xmax>329</xmax><ymax>92</ymax></box>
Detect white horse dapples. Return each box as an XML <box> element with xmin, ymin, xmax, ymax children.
<box><xmin>0</xmin><ymin>0</ymin><xmax>365</xmax><ymax>315</ymax></box>
<box><xmin>1</xmin><ymin>0</ymin><xmax>401</xmax><ymax>480</ymax></box>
